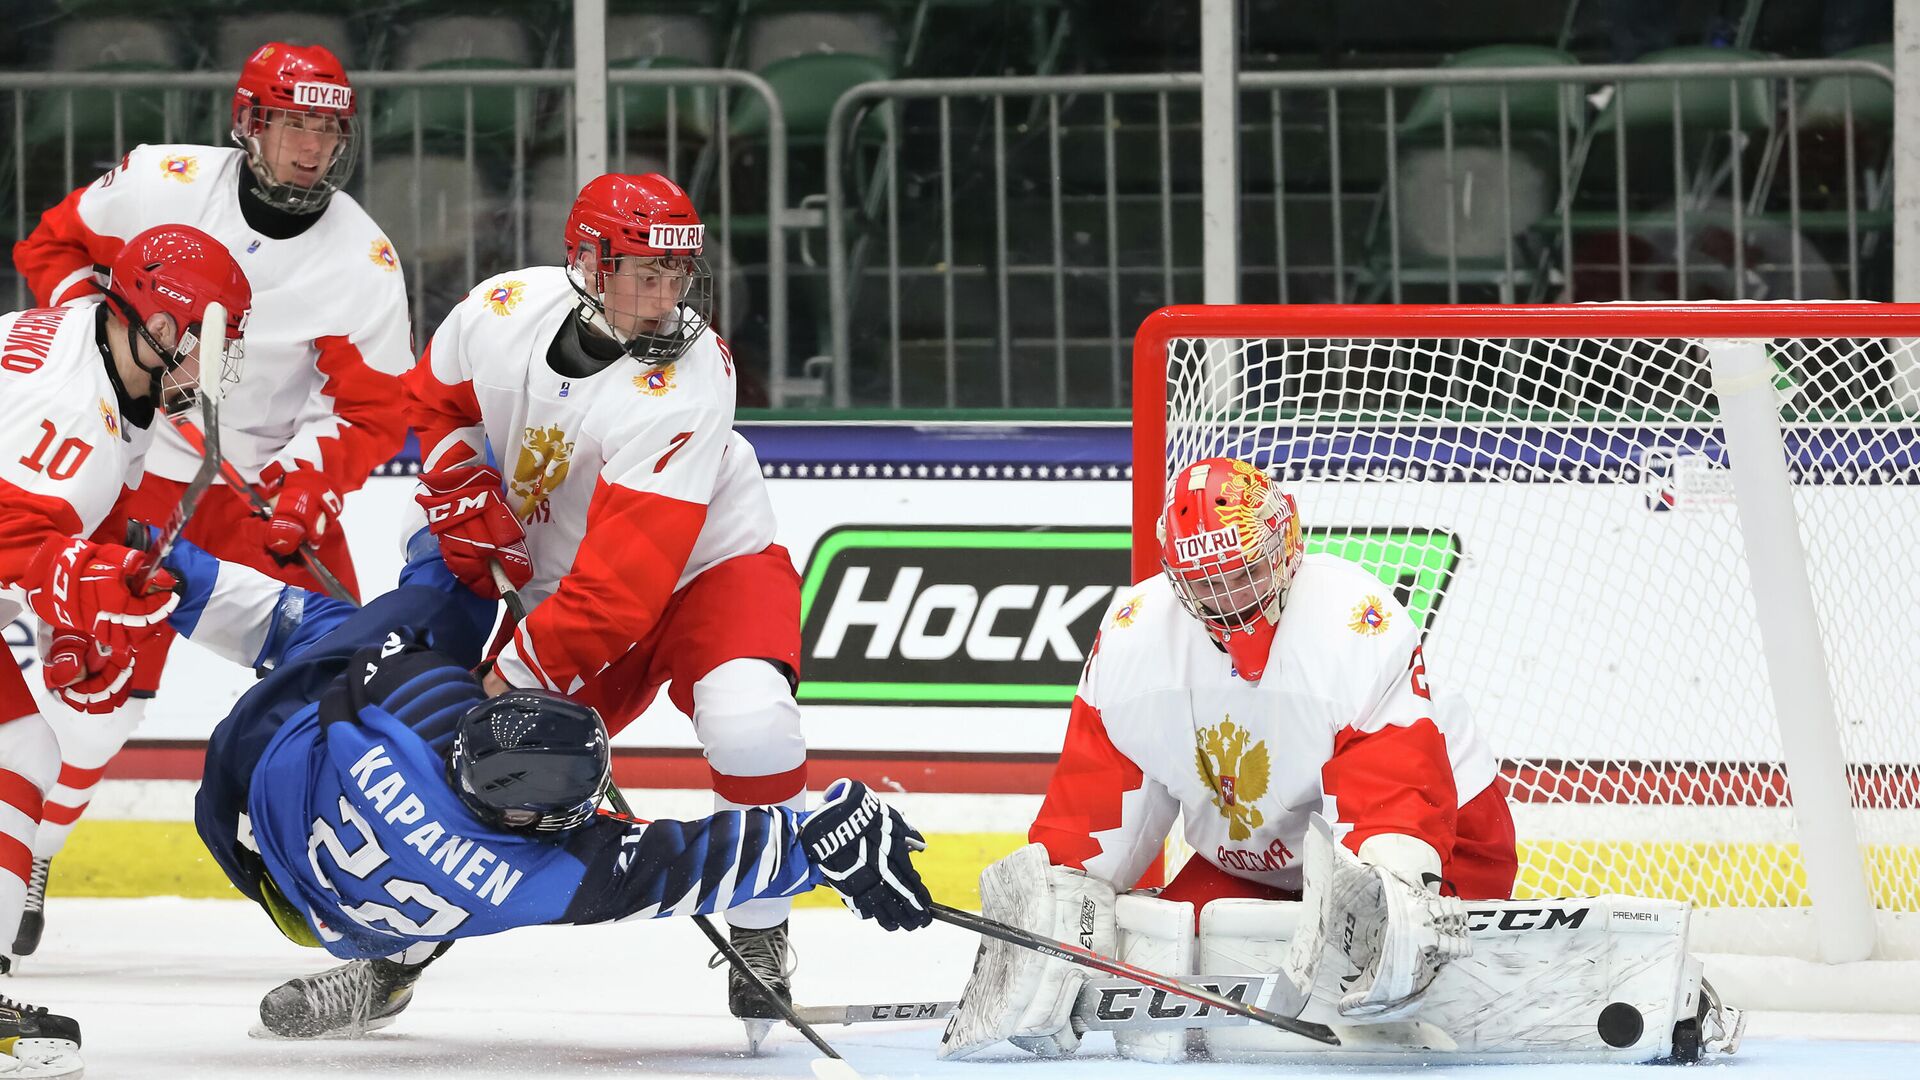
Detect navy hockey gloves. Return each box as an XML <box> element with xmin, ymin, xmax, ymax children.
<box><xmin>801</xmin><ymin>779</ymin><xmax>933</xmax><ymax>931</ymax></box>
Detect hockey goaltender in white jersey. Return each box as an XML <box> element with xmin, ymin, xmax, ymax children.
<box><xmin>941</xmin><ymin>457</ymin><xmax>1744</xmax><ymax>1065</ymax></box>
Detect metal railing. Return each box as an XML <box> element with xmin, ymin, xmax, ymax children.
<box><xmin>823</xmin><ymin>59</ymin><xmax>1895</xmax><ymax>408</ymax></box>
<box><xmin>1</xmin><ymin>68</ymin><xmax>794</xmax><ymax>403</ymax></box>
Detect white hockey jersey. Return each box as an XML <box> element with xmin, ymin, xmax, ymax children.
<box><xmin>1030</xmin><ymin>554</ymin><xmax>1501</xmax><ymax>894</ymax></box>
<box><xmin>13</xmin><ymin>143</ymin><xmax>412</xmax><ymax>491</ymax></box>
<box><xmin>0</xmin><ymin>302</ymin><xmax>158</xmax><ymax>606</ymax></box>
<box><xmin>405</xmin><ymin>266</ymin><xmax>774</xmax><ymax>696</ymax></box>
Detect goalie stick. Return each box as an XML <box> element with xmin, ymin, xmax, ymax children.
<box><xmin>799</xmin><ymin>971</ymin><xmax>1280</xmax><ymax>1031</ymax></box>
<box><xmin>166</xmin><ymin>416</ymin><xmax>355</xmax><ymax>604</ymax></box>
<box><xmin>137</xmin><ymin>303</ymin><xmax>231</xmax><ymax>593</ymax></box>
<box><xmin>929</xmin><ymin>902</ymin><xmax>1338</xmax><ymax>1046</ymax></box>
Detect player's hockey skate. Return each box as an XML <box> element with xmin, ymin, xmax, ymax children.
<box><xmin>10</xmin><ymin>859</ymin><xmax>49</xmax><ymax>960</ymax></box>
<box><xmin>712</xmin><ymin>921</ymin><xmax>795</xmax><ymax>1052</ymax></box>
<box><xmin>0</xmin><ymin>995</ymin><xmax>81</xmax><ymax>1078</ymax></box>
<box><xmin>255</xmin><ymin>943</ymin><xmax>449</xmax><ymax>1039</ymax></box>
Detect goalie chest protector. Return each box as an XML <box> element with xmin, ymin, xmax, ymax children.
<box><xmin>1083</xmin><ymin>557</ymin><xmax>1497</xmax><ymax>892</ymax></box>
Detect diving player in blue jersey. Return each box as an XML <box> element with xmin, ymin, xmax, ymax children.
<box><xmin>147</xmin><ymin>528</ymin><xmax>932</xmax><ymax>1038</ymax></box>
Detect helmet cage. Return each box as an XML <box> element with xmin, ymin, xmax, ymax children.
<box><xmin>567</xmin><ymin>243</ymin><xmax>712</xmax><ymax>366</ymax></box>
<box><xmin>1163</xmin><ymin>530</ymin><xmax>1292</xmax><ymax>647</ymax></box>
<box><xmin>233</xmin><ymin>104</ymin><xmax>357</xmax><ymax>215</ymax></box>
<box><xmin>103</xmin><ymin>290</ymin><xmax>247</xmax><ymax>419</ymax></box>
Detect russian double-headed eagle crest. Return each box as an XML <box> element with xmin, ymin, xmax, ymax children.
<box><xmin>1348</xmin><ymin>595</ymin><xmax>1391</xmax><ymax>636</ymax></box>
<box><xmin>1195</xmin><ymin>716</ymin><xmax>1269</xmax><ymax>841</ymax></box>
<box><xmin>511</xmin><ymin>424</ymin><xmax>574</xmax><ymax>520</ymax></box>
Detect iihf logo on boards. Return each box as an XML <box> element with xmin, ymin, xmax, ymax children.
<box><xmin>1641</xmin><ymin>446</ymin><xmax>1735</xmax><ymax>512</ymax></box>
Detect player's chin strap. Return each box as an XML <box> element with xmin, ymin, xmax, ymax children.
<box><xmin>564</xmin><ymin>266</ymin><xmax>700</xmax><ymax>366</ymax></box>
<box><xmin>102</xmin><ymin>289</ymin><xmax>195</xmax><ymax>414</ymax></box>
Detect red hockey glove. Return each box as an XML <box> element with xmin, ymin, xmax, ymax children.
<box><xmin>24</xmin><ymin>537</ymin><xmax>178</xmax><ymax>653</ymax></box>
<box><xmin>260</xmin><ymin>464</ymin><xmax>343</xmax><ymax>559</ymax></box>
<box><xmin>415</xmin><ymin>464</ymin><xmax>533</xmax><ymax>600</ymax></box>
<box><xmin>42</xmin><ymin>630</ymin><xmax>137</xmax><ymax>715</ymax></box>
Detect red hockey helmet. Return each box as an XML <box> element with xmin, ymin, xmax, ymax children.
<box><xmin>105</xmin><ymin>225</ymin><xmax>252</xmax><ymax>417</ymax></box>
<box><xmin>1157</xmin><ymin>458</ymin><xmax>1305</xmax><ymax>682</ymax></box>
<box><xmin>564</xmin><ymin>173</ymin><xmax>712</xmax><ymax>365</ymax></box>
<box><xmin>230</xmin><ymin>42</ymin><xmax>358</xmax><ymax>214</ymax></box>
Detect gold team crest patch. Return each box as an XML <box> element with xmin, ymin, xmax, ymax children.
<box><xmin>159</xmin><ymin>154</ymin><xmax>199</xmax><ymax>182</ymax></box>
<box><xmin>1195</xmin><ymin>717</ymin><xmax>1268</xmax><ymax>841</ymax></box>
<box><xmin>635</xmin><ymin>366</ymin><xmax>675</xmax><ymax>396</ymax></box>
<box><xmin>99</xmin><ymin>399</ymin><xmax>118</xmax><ymax>438</ymax></box>
<box><xmin>483</xmin><ymin>279</ymin><xmax>525</xmax><ymax>315</ymax></box>
<box><xmin>1109</xmin><ymin>593</ymin><xmax>1144</xmax><ymax>629</ymax></box>
<box><xmin>1348</xmin><ymin>595</ymin><xmax>1390</xmax><ymax>636</ymax></box>
<box><xmin>511</xmin><ymin>424</ymin><xmax>574</xmax><ymax>521</ymax></box>
<box><xmin>369</xmin><ymin>238</ymin><xmax>399</xmax><ymax>272</ymax></box>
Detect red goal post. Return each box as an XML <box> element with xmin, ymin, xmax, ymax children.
<box><xmin>1131</xmin><ymin>303</ymin><xmax>1920</xmax><ymax>987</ymax></box>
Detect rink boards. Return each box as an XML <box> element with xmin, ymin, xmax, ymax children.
<box><xmin>5</xmin><ymin>421</ymin><xmax>1915</xmax><ymax>912</ymax></box>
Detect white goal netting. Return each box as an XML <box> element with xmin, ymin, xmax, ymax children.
<box><xmin>1148</xmin><ymin>313</ymin><xmax>1920</xmax><ymax>960</ymax></box>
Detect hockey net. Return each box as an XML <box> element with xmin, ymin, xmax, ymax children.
<box><xmin>1134</xmin><ymin>304</ymin><xmax>1920</xmax><ymax>965</ymax></box>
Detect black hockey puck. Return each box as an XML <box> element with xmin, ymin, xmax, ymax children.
<box><xmin>1598</xmin><ymin>1002</ymin><xmax>1644</xmax><ymax>1048</ymax></box>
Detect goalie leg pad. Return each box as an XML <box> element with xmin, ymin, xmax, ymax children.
<box><xmin>1110</xmin><ymin>892</ymin><xmax>1196</xmax><ymax>1063</ymax></box>
<box><xmin>938</xmin><ymin>844</ymin><xmax>1116</xmax><ymax>1060</ymax></box>
<box><xmin>1211</xmin><ymin>893</ymin><xmax>1714</xmax><ymax>1064</ymax></box>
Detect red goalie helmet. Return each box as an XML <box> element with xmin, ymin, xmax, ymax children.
<box><xmin>1157</xmin><ymin>457</ymin><xmax>1305</xmax><ymax>682</ymax></box>
<box><xmin>105</xmin><ymin>224</ymin><xmax>252</xmax><ymax>417</ymax></box>
<box><xmin>230</xmin><ymin>42</ymin><xmax>358</xmax><ymax>214</ymax></box>
<box><xmin>564</xmin><ymin>173</ymin><xmax>712</xmax><ymax>365</ymax></box>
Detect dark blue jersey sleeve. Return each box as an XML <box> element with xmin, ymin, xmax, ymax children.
<box><xmin>555</xmin><ymin>805</ymin><xmax>820</xmax><ymax>927</ymax></box>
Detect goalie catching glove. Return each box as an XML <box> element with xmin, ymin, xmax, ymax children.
<box><xmin>801</xmin><ymin>779</ymin><xmax>932</xmax><ymax>931</ymax></box>
<box><xmin>414</xmin><ymin>465</ymin><xmax>532</xmax><ymax>600</ymax></box>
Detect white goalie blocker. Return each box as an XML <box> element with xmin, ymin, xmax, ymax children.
<box><xmin>943</xmin><ymin>817</ymin><xmax>1743</xmax><ymax>1066</ymax></box>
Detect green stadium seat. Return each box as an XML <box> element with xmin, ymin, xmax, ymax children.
<box><xmin>740</xmin><ymin>5</ymin><xmax>899</xmax><ymax>71</ymax></box>
<box><xmin>46</xmin><ymin>16</ymin><xmax>179</xmax><ymax>69</ymax></box>
<box><xmin>372</xmin><ymin>15</ymin><xmax>537</xmax><ymax>154</ymax></box>
<box><xmin>1590</xmin><ymin>46</ymin><xmax>1776</xmax><ymax>140</ymax></box>
<box><xmin>1398</xmin><ymin>45</ymin><xmax>1582</xmax><ymax>138</ymax></box>
<box><xmin>371</xmin><ymin>57</ymin><xmax>529</xmax><ymax>152</ymax></box>
<box><xmin>607</xmin><ymin>10</ymin><xmax>718</xmax><ymax>66</ymax></box>
<box><xmin>1799</xmin><ymin>43</ymin><xmax>1894</xmax><ymax>128</ymax></box>
<box><xmin>22</xmin><ymin>60</ymin><xmax>180</xmax><ymax>154</ymax></box>
<box><xmin>610</xmin><ymin>56</ymin><xmax>716</xmax><ymax>142</ymax></box>
<box><xmin>212</xmin><ymin>14</ymin><xmax>357</xmax><ymax>71</ymax></box>
<box><xmin>730</xmin><ymin>52</ymin><xmax>894</xmax><ymax>142</ymax></box>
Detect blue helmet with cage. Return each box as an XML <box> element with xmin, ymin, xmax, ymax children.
<box><xmin>448</xmin><ymin>689</ymin><xmax>610</xmax><ymax>832</ymax></box>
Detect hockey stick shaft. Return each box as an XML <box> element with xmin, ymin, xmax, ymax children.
<box><xmin>928</xmin><ymin>902</ymin><xmax>1338</xmax><ymax>1045</ymax></box>
<box><xmin>488</xmin><ymin>560</ymin><xmax>528</xmax><ymax>621</ymax></box>
<box><xmin>166</xmin><ymin>416</ymin><xmax>355</xmax><ymax>604</ymax></box>
<box><xmin>139</xmin><ymin>304</ymin><xmax>229</xmax><ymax>593</ymax></box>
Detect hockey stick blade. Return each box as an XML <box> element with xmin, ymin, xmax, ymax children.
<box><xmin>799</xmin><ymin>973</ymin><xmax>1279</xmax><ymax>1032</ymax></box>
<box><xmin>929</xmin><ymin>903</ymin><xmax>1338</xmax><ymax>1046</ymax></box>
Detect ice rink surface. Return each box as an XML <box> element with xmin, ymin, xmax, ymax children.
<box><xmin>10</xmin><ymin>898</ymin><xmax>1919</xmax><ymax>1079</ymax></box>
